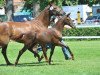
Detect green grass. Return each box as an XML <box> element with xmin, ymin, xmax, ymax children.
<box><xmin>0</xmin><ymin>40</ymin><xmax>100</xmax><ymax>75</ymax></box>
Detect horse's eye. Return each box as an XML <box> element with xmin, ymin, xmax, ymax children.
<box><xmin>66</xmin><ymin>19</ymin><xmax>69</xmax><ymax>20</ymax></box>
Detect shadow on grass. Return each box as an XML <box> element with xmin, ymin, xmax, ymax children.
<box><xmin>16</xmin><ymin>61</ymin><xmax>61</xmax><ymax>67</ymax></box>
<box><xmin>0</xmin><ymin>61</ymin><xmax>62</xmax><ymax>67</ymax></box>
<box><xmin>0</xmin><ymin>64</ymin><xmax>14</xmax><ymax>66</ymax></box>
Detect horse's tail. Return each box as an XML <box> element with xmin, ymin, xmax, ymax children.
<box><xmin>33</xmin><ymin>32</ymin><xmax>37</xmax><ymax>42</ymax></box>
<box><xmin>29</xmin><ymin>32</ymin><xmax>37</xmax><ymax>49</ymax></box>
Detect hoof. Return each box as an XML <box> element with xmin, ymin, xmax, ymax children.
<box><xmin>7</xmin><ymin>63</ymin><xmax>13</xmax><ymax>65</ymax></box>
<box><xmin>72</xmin><ymin>56</ymin><xmax>74</xmax><ymax>60</ymax></box>
<box><xmin>38</xmin><ymin>56</ymin><xmax>44</xmax><ymax>62</ymax></box>
<box><xmin>72</xmin><ymin>57</ymin><xmax>74</xmax><ymax>60</ymax></box>
<box><xmin>14</xmin><ymin>62</ymin><xmax>18</xmax><ymax>66</ymax></box>
<box><xmin>34</xmin><ymin>54</ymin><xmax>37</xmax><ymax>58</ymax></box>
<box><xmin>38</xmin><ymin>57</ymin><xmax>42</xmax><ymax>62</ymax></box>
<box><xmin>46</xmin><ymin>60</ymin><xmax>49</xmax><ymax>62</ymax></box>
<box><xmin>49</xmin><ymin>62</ymin><xmax>51</xmax><ymax>65</ymax></box>
<box><xmin>71</xmin><ymin>54</ymin><xmax>74</xmax><ymax>60</ymax></box>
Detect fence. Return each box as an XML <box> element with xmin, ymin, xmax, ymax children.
<box><xmin>62</xmin><ymin>36</ymin><xmax>100</xmax><ymax>39</ymax></box>
<box><xmin>76</xmin><ymin>24</ymin><xmax>100</xmax><ymax>28</ymax></box>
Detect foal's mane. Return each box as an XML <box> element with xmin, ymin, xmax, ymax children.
<box><xmin>52</xmin><ymin>16</ymin><xmax>65</xmax><ymax>27</ymax></box>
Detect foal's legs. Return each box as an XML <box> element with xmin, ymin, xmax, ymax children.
<box><xmin>2</xmin><ymin>45</ymin><xmax>12</xmax><ymax>65</ymax></box>
<box><xmin>57</xmin><ymin>41</ymin><xmax>74</xmax><ymax>60</ymax></box>
<box><xmin>26</xmin><ymin>36</ymin><xmax>41</xmax><ymax>61</ymax></box>
<box><xmin>65</xmin><ymin>46</ymin><xmax>74</xmax><ymax>60</ymax></box>
<box><xmin>49</xmin><ymin>45</ymin><xmax>55</xmax><ymax>64</ymax></box>
<box><xmin>41</xmin><ymin>44</ymin><xmax>48</xmax><ymax>62</ymax></box>
<box><xmin>28</xmin><ymin>47</ymin><xmax>41</xmax><ymax>62</ymax></box>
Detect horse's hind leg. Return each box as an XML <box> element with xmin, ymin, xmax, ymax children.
<box><xmin>2</xmin><ymin>45</ymin><xmax>12</xmax><ymax>65</ymax></box>
<box><xmin>15</xmin><ymin>45</ymin><xmax>27</xmax><ymax>66</ymax></box>
<box><xmin>28</xmin><ymin>43</ymin><xmax>41</xmax><ymax>62</ymax></box>
<box><xmin>41</xmin><ymin>44</ymin><xmax>48</xmax><ymax>62</ymax></box>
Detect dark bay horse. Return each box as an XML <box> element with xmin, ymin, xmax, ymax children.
<box><xmin>0</xmin><ymin>3</ymin><xmax>65</xmax><ymax>65</ymax></box>
<box><xmin>15</xmin><ymin>13</ymin><xmax>75</xmax><ymax>65</ymax></box>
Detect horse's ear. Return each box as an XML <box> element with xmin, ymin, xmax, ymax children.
<box><xmin>66</xmin><ymin>13</ymin><xmax>71</xmax><ymax>17</ymax></box>
<box><xmin>49</xmin><ymin>0</ymin><xmax>54</xmax><ymax>6</ymax></box>
<box><xmin>49</xmin><ymin>1</ymin><xmax>54</xmax><ymax>10</ymax></box>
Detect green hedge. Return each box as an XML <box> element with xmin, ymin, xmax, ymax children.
<box><xmin>62</xmin><ymin>27</ymin><xmax>100</xmax><ymax>36</ymax></box>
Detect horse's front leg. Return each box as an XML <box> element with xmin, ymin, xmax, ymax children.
<box><xmin>2</xmin><ymin>45</ymin><xmax>12</xmax><ymax>65</ymax></box>
<box><xmin>57</xmin><ymin>41</ymin><xmax>74</xmax><ymax>60</ymax></box>
<box><xmin>49</xmin><ymin>45</ymin><xmax>55</xmax><ymax>65</ymax></box>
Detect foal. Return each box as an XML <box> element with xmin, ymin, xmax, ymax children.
<box><xmin>26</xmin><ymin>14</ymin><xmax>75</xmax><ymax>64</ymax></box>
<box><xmin>39</xmin><ymin>14</ymin><xmax>75</xmax><ymax>64</ymax></box>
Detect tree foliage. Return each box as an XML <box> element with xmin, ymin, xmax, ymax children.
<box><xmin>0</xmin><ymin>0</ymin><xmax>99</xmax><ymax>10</ymax></box>
<box><xmin>23</xmin><ymin>0</ymin><xmax>100</xmax><ymax>11</ymax></box>
<box><xmin>63</xmin><ymin>0</ymin><xmax>78</xmax><ymax>6</ymax></box>
<box><xmin>78</xmin><ymin>0</ymin><xmax>100</xmax><ymax>6</ymax></box>
<box><xmin>0</xmin><ymin>0</ymin><xmax>5</xmax><ymax>7</ymax></box>
<box><xmin>23</xmin><ymin>0</ymin><xmax>64</xmax><ymax>11</ymax></box>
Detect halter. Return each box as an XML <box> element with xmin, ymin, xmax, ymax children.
<box><xmin>48</xmin><ymin>6</ymin><xmax>65</xmax><ymax>25</ymax></box>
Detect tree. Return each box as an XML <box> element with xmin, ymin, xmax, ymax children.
<box><xmin>23</xmin><ymin>0</ymin><xmax>40</xmax><ymax>17</ymax></box>
<box><xmin>23</xmin><ymin>0</ymin><xmax>64</xmax><ymax>17</ymax></box>
<box><xmin>5</xmin><ymin>0</ymin><xmax>14</xmax><ymax>21</ymax></box>
<box><xmin>23</xmin><ymin>0</ymin><xmax>100</xmax><ymax>17</ymax></box>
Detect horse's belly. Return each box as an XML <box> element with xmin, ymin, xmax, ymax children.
<box><xmin>37</xmin><ymin>34</ymin><xmax>52</xmax><ymax>43</ymax></box>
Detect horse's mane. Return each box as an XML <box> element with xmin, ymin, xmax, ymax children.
<box><xmin>35</xmin><ymin>5</ymin><xmax>50</xmax><ymax>19</ymax></box>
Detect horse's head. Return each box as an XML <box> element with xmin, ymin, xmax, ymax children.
<box><xmin>48</xmin><ymin>2</ymin><xmax>65</xmax><ymax>17</ymax></box>
<box><xmin>63</xmin><ymin>13</ymin><xmax>76</xmax><ymax>28</ymax></box>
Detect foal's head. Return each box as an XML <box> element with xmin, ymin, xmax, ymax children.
<box><xmin>63</xmin><ymin>13</ymin><xmax>75</xmax><ymax>28</ymax></box>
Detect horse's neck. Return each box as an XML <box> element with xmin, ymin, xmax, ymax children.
<box><xmin>34</xmin><ymin>9</ymin><xmax>50</xmax><ymax>28</ymax></box>
<box><xmin>53</xmin><ymin>20</ymin><xmax>64</xmax><ymax>32</ymax></box>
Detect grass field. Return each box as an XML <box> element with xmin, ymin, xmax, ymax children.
<box><xmin>0</xmin><ymin>40</ymin><xmax>100</xmax><ymax>75</ymax></box>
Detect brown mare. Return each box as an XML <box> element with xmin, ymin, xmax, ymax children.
<box><xmin>0</xmin><ymin>3</ymin><xmax>65</xmax><ymax>65</ymax></box>
<box><xmin>16</xmin><ymin>13</ymin><xmax>75</xmax><ymax>65</ymax></box>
